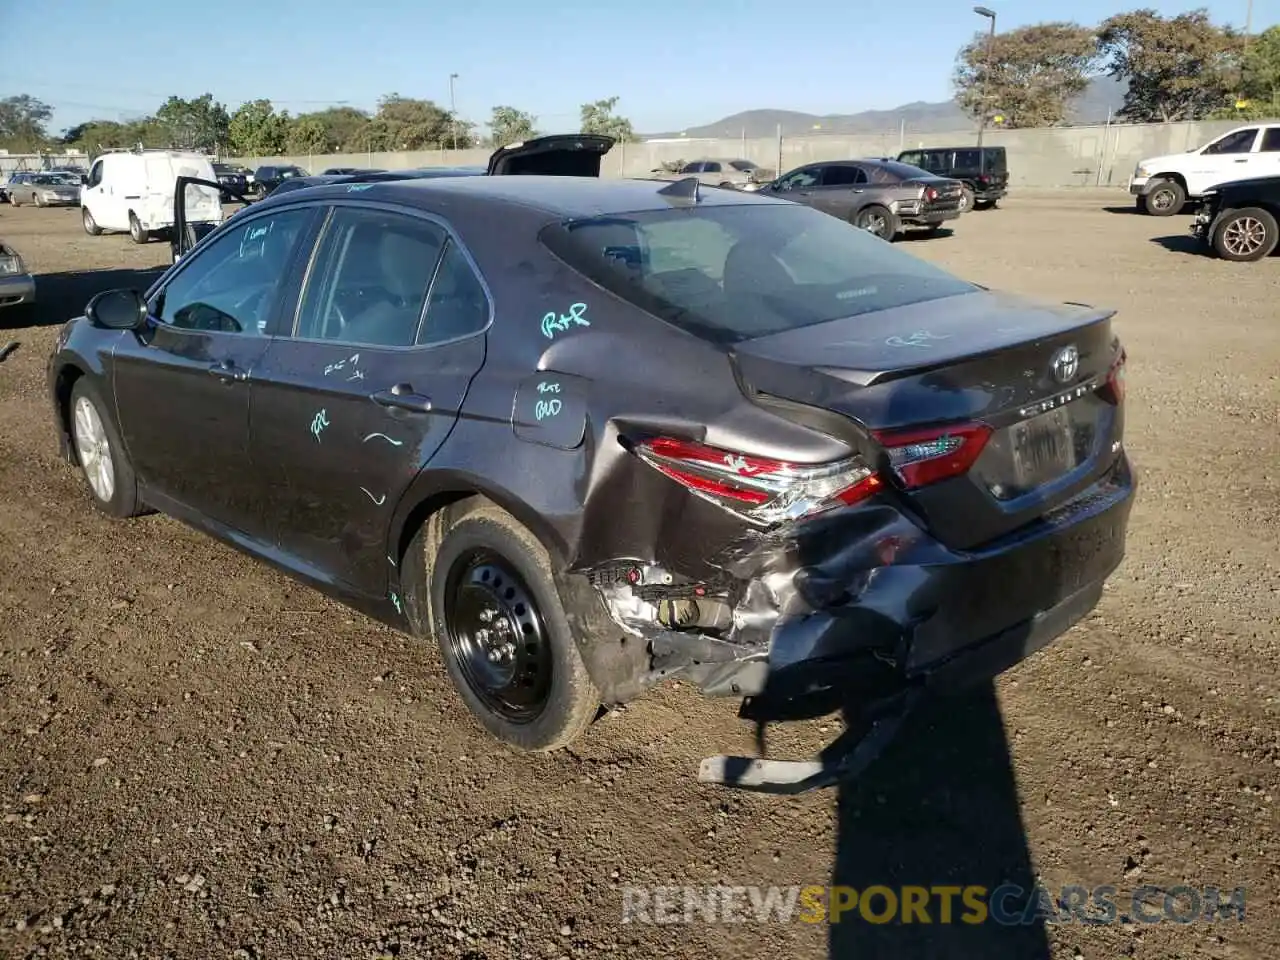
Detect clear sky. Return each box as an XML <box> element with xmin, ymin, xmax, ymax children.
<box><xmin>0</xmin><ymin>0</ymin><xmax>1272</xmax><ymax>137</ymax></box>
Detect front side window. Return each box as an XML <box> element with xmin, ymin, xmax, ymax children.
<box><xmin>541</xmin><ymin>203</ymin><xmax>976</xmax><ymax>344</ymax></box>
<box><xmin>1203</xmin><ymin>129</ymin><xmax>1258</xmax><ymax>154</ymax></box>
<box><xmin>294</xmin><ymin>207</ymin><xmax>448</xmax><ymax>347</ymax></box>
<box><xmin>151</xmin><ymin>207</ymin><xmax>314</xmax><ymax>335</ymax></box>
<box><xmin>774</xmin><ymin>167</ymin><xmax>821</xmax><ymax>191</ymax></box>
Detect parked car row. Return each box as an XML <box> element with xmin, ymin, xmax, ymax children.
<box><xmin>4</xmin><ymin>170</ymin><xmax>83</xmax><ymax>207</ymax></box>
<box><xmin>1129</xmin><ymin>122</ymin><xmax>1280</xmax><ymax>263</ymax></box>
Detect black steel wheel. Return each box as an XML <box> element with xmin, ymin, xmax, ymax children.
<box><xmin>444</xmin><ymin>549</ymin><xmax>552</xmax><ymax>724</ymax></box>
<box><xmin>424</xmin><ymin>499</ymin><xmax>601</xmax><ymax>751</ymax></box>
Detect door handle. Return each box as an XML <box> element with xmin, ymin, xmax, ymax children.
<box><xmin>1234</xmin><ymin>158</ymin><xmax>1249</xmax><ymax>163</ymax></box>
<box><xmin>372</xmin><ymin>382</ymin><xmax>432</xmax><ymax>413</ymax></box>
<box><xmin>207</xmin><ymin>359</ymin><xmax>247</xmax><ymax>382</ymax></box>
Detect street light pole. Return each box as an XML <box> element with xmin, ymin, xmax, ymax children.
<box><xmin>449</xmin><ymin>73</ymin><xmax>459</xmax><ymax>151</ymax></box>
<box><xmin>973</xmin><ymin>6</ymin><xmax>997</xmax><ymax>148</ymax></box>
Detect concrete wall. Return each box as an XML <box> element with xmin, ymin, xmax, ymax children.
<box><xmin>229</xmin><ymin>117</ymin><xmax>1280</xmax><ymax>189</ymax></box>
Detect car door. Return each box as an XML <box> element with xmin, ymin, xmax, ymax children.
<box><xmin>763</xmin><ymin>164</ymin><xmax>824</xmax><ymax>206</ymax></box>
<box><xmin>247</xmin><ymin>202</ymin><xmax>489</xmax><ymax>595</ymax></box>
<box><xmin>1189</xmin><ymin>128</ymin><xmax>1260</xmax><ymax>193</ymax></box>
<box><xmin>95</xmin><ymin>158</ymin><xmax>132</xmax><ymax>231</ymax></box>
<box><xmin>806</xmin><ymin>163</ymin><xmax>869</xmax><ymax>218</ymax></box>
<box><xmin>111</xmin><ymin>203</ymin><xmax>322</xmax><ymax>538</ymax></box>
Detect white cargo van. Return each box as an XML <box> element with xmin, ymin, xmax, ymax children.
<box><xmin>80</xmin><ymin>149</ymin><xmax>224</xmax><ymax>243</ymax></box>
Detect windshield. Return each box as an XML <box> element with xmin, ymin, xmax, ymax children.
<box><xmin>34</xmin><ymin>174</ymin><xmax>78</xmax><ymax>185</ymax></box>
<box><xmin>541</xmin><ymin>202</ymin><xmax>975</xmax><ymax>343</ymax></box>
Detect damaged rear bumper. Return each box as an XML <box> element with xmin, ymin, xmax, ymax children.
<box><xmin>584</xmin><ymin>452</ymin><xmax>1134</xmax><ymax>715</ymax></box>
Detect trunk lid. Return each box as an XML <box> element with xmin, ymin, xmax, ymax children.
<box><xmin>486</xmin><ymin>133</ymin><xmax>615</xmax><ymax>177</ymax></box>
<box><xmin>731</xmin><ymin>290</ymin><xmax>1124</xmax><ymax>548</ymax></box>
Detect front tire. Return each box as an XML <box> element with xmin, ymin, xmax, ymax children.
<box><xmin>426</xmin><ymin>499</ymin><xmax>600</xmax><ymax>752</ymax></box>
<box><xmin>1211</xmin><ymin>207</ymin><xmax>1278</xmax><ymax>262</ymax></box>
<box><xmin>1144</xmin><ymin>179</ymin><xmax>1185</xmax><ymax>217</ymax></box>
<box><xmin>82</xmin><ymin>207</ymin><xmax>102</xmax><ymax>236</ymax></box>
<box><xmin>69</xmin><ymin>379</ymin><xmax>142</xmax><ymax>518</ymax></box>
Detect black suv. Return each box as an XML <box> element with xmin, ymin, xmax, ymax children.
<box><xmin>896</xmin><ymin>146</ymin><xmax>1008</xmax><ymax>212</ymax></box>
<box><xmin>248</xmin><ymin>164</ymin><xmax>310</xmax><ymax>198</ymax></box>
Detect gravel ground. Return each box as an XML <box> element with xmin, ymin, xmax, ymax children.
<box><xmin>0</xmin><ymin>193</ymin><xmax>1276</xmax><ymax>960</ymax></box>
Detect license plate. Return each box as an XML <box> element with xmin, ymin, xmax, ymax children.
<box><xmin>1010</xmin><ymin>407</ymin><xmax>1074</xmax><ymax>490</ymax></box>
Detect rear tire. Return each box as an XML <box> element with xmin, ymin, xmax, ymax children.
<box><xmin>68</xmin><ymin>379</ymin><xmax>142</xmax><ymax>519</ymax></box>
<box><xmin>1211</xmin><ymin>207</ymin><xmax>1278</xmax><ymax>262</ymax></box>
<box><xmin>82</xmin><ymin>207</ymin><xmax>102</xmax><ymax>236</ymax></box>
<box><xmin>128</xmin><ymin>212</ymin><xmax>148</xmax><ymax>244</ymax></box>
<box><xmin>854</xmin><ymin>204</ymin><xmax>899</xmax><ymax>241</ymax></box>
<box><xmin>425</xmin><ymin>499</ymin><xmax>600</xmax><ymax>752</ymax></box>
<box><xmin>33</xmin><ymin>193</ymin><xmax>45</xmax><ymax>208</ymax></box>
<box><xmin>8</xmin><ymin>192</ymin><xmax>19</xmax><ymax>207</ymax></box>
<box><xmin>1144</xmin><ymin>179</ymin><xmax>1185</xmax><ymax>217</ymax></box>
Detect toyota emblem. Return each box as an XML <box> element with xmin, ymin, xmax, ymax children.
<box><xmin>1051</xmin><ymin>345</ymin><xmax>1079</xmax><ymax>384</ymax></box>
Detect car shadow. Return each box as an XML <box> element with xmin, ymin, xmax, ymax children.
<box><xmin>1101</xmin><ymin>205</ymin><xmax>1142</xmax><ymax>215</ymax></box>
<box><xmin>899</xmin><ymin>228</ymin><xmax>956</xmax><ymax>242</ymax></box>
<box><xmin>1148</xmin><ymin>235</ymin><xmax>1206</xmax><ymax>256</ymax></box>
<box><xmin>25</xmin><ymin>267</ymin><xmax>165</xmax><ymax>327</ymax></box>
<box><xmin>826</xmin><ymin>687</ymin><xmax>1049</xmax><ymax>958</ymax></box>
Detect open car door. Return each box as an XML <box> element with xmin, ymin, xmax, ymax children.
<box><xmin>486</xmin><ymin>134</ymin><xmax>615</xmax><ymax>176</ymax></box>
<box><xmin>171</xmin><ymin>175</ymin><xmax>249</xmax><ymax>264</ymax></box>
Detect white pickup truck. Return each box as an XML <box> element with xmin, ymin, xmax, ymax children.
<box><xmin>1129</xmin><ymin>123</ymin><xmax>1280</xmax><ymax>216</ymax></box>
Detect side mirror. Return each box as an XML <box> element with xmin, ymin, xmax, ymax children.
<box><xmin>86</xmin><ymin>289</ymin><xmax>148</xmax><ymax>331</ymax></box>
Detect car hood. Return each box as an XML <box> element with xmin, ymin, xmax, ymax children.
<box><xmin>486</xmin><ymin>133</ymin><xmax>615</xmax><ymax>176</ymax></box>
<box><xmin>1138</xmin><ymin>150</ymin><xmax>1197</xmax><ymax>170</ymax></box>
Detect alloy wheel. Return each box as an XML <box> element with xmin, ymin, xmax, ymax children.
<box><xmin>1150</xmin><ymin>188</ymin><xmax>1175</xmax><ymax>211</ymax></box>
<box><xmin>72</xmin><ymin>395</ymin><xmax>115</xmax><ymax>503</ymax></box>
<box><xmin>860</xmin><ymin>212</ymin><xmax>888</xmax><ymax>238</ymax></box>
<box><xmin>443</xmin><ymin>549</ymin><xmax>551</xmax><ymax>723</ymax></box>
<box><xmin>1221</xmin><ymin>216</ymin><xmax>1268</xmax><ymax>258</ymax></box>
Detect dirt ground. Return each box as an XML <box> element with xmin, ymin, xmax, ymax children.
<box><xmin>0</xmin><ymin>194</ymin><xmax>1276</xmax><ymax>960</ymax></box>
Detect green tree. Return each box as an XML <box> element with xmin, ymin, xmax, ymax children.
<box><xmin>368</xmin><ymin>93</ymin><xmax>454</xmax><ymax>149</ymax></box>
<box><xmin>154</xmin><ymin>94</ymin><xmax>231</xmax><ymax>151</ymax></box>
<box><xmin>488</xmin><ymin>105</ymin><xmax>539</xmax><ymax>146</ymax></box>
<box><xmin>228</xmin><ymin>99</ymin><xmax>290</xmax><ymax>156</ymax></box>
<box><xmin>580</xmin><ymin>97</ymin><xmax>637</xmax><ymax>141</ymax></box>
<box><xmin>1098</xmin><ymin>8</ymin><xmax>1243</xmax><ymax>122</ymax></box>
<box><xmin>953</xmin><ymin>23</ymin><xmax>1100</xmax><ymax>128</ymax></box>
<box><xmin>291</xmin><ymin>106</ymin><xmax>372</xmax><ymax>152</ymax></box>
<box><xmin>287</xmin><ymin>116</ymin><xmax>329</xmax><ymax>154</ymax></box>
<box><xmin>1242</xmin><ymin>25</ymin><xmax>1280</xmax><ymax>109</ymax></box>
<box><xmin>0</xmin><ymin>94</ymin><xmax>54</xmax><ymax>151</ymax></box>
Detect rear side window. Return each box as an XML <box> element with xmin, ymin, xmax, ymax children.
<box><xmin>295</xmin><ymin>207</ymin><xmax>448</xmax><ymax>346</ymax></box>
<box><xmin>821</xmin><ymin>165</ymin><xmax>866</xmax><ymax>186</ymax></box>
<box><xmin>953</xmin><ymin>149</ymin><xmax>982</xmax><ymax>169</ymax></box>
<box><xmin>540</xmin><ymin>203</ymin><xmax>975</xmax><ymax>344</ymax></box>
<box><xmin>1261</xmin><ymin>128</ymin><xmax>1280</xmax><ymax>152</ymax></box>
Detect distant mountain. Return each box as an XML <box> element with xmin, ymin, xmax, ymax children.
<box><xmin>645</xmin><ymin>77</ymin><xmax>1127</xmax><ymax>140</ymax></box>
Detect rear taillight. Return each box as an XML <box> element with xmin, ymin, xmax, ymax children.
<box><xmin>1100</xmin><ymin>349</ymin><xmax>1126</xmax><ymax>404</ymax></box>
<box><xmin>631</xmin><ymin>436</ymin><xmax>882</xmax><ymax>526</ymax></box>
<box><xmin>925</xmin><ymin>186</ymin><xmax>938</xmax><ymax>202</ymax></box>
<box><xmin>977</xmin><ymin>174</ymin><xmax>990</xmax><ymax>184</ymax></box>
<box><xmin>873</xmin><ymin>423</ymin><xmax>992</xmax><ymax>489</ymax></box>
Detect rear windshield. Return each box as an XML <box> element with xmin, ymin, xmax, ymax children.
<box><xmin>872</xmin><ymin>160</ymin><xmax>936</xmax><ymax>181</ymax></box>
<box><xmin>540</xmin><ymin>203</ymin><xmax>975</xmax><ymax>343</ymax></box>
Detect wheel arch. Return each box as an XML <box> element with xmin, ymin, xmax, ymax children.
<box><xmin>388</xmin><ymin>470</ymin><xmax>572</xmax><ymax>579</ymax></box>
<box><xmin>1149</xmin><ymin>172</ymin><xmax>1188</xmax><ymax>192</ymax></box>
<box><xmin>52</xmin><ymin>360</ymin><xmax>88</xmax><ymax>463</ymax></box>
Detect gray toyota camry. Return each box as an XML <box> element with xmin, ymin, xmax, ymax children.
<box><xmin>46</xmin><ymin>169</ymin><xmax>1134</xmax><ymax>792</ymax></box>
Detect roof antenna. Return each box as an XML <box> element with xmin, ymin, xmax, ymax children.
<box><xmin>657</xmin><ymin>176</ymin><xmax>701</xmax><ymax>203</ymax></box>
